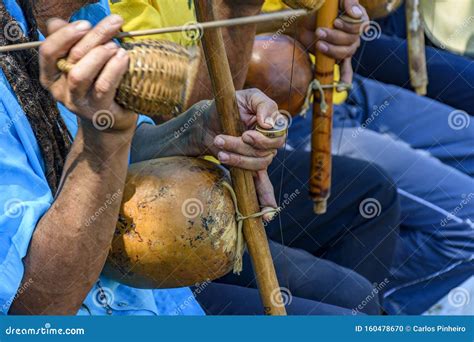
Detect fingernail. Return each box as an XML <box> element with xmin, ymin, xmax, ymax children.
<box><xmin>214</xmin><ymin>136</ymin><xmax>225</xmax><ymax>148</ymax></box>
<box><xmin>218</xmin><ymin>152</ymin><xmax>229</xmax><ymax>162</ymax></box>
<box><xmin>116</xmin><ymin>48</ymin><xmax>128</xmax><ymax>59</ymax></box>
<box><xmin>316</xmin><ymin>28</ymin><xmax>327</xmax><ymax>39</ymax></box>
<box><xmin>75</xmin><ymin>20</ymin><xmax>91</xmax><ymax>31</ymax></box>
<box><xmin>334</xmin><ymin>19</ymin><xmax>343</xmax><ymax>29</ymax></box>
<box><xmin>352</xmin><ymin>5</ymin><xmax>363</xmax><ymax>17</ymax></box>
<box><xmin>317</xmin><ymin>42</ymin><xmax>329</xmax><ymax>52</ymax></box>
<box><xmin>104</xmin><ymin>41</ymin><xmax>118</xmax><ymax>50</ymax></box>
<box><xmin>242</xmin><ymin>134</ymin><xmax>254</xmax><ymax>145</ymax></box>
<box><xmin>264</xmin><ymin>117</ymin><xmax>275</xmax><ymax>127</ymax></box>
<box><xmin>109</xmin><ymin>14</ymin><xmax>123</xmax><ymax>25</ymax></box>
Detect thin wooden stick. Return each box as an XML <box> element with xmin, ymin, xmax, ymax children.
<box><xmin>406</xmin><ymin>0</ymin><xmax>428</xmax><ymax>95</ymax></box>
<box><xmin>310</xmin><ymin>0</ymin><xmax>338</xmax><ymax>214</ymax></box>
<box><xmin>0</xmin><ymin>9</ymin><xmax>307</xmax><ymax>53</ymax></box>
<box><xmin>194</xmin><ymin>0</ymin><xmax>286</xmax><ymax>316</ymax></box>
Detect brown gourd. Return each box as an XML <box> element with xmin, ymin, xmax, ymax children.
<box><xmin>104</xmin><ymin>157</ymin><xmax>239</xmax><ymax>289</ymax></box>
<box><xmin>245</xmin><ymin>34</ymin><xmax>313</xmax><ymax>116</ymax></box>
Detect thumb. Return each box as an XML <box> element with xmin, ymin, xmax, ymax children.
<box><xmin>254</xmin><ymin>170</ymin><xmax>278</xmax><ymax>222</ymax></box>
<box><xmin>342</xmin><ymin>0</ymin><xmax>364</xmax><ymax>19</ymax></box>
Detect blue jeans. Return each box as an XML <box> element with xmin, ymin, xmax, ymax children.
<box><xmin>196</xmin><ymin>240</ymin><xmax>375</xmax><ymax>315</ymax></box>
<box><xmin>200</xmin><ymin>157</ymin><xmax>401</xmax><ymax>315</ymax></box>
<box><xmin>353</xmin><ymin>4</ymin><xmax>474</xmax><ymax>114</ymax></box>
<box><xmin>288</xmin><ymin>75</ymin><xmax>474</xmax><ymax>314</ymax></box>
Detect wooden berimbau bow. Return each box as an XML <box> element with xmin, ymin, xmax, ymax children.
<box><xmin>311</xmin><ymin>0</ymin><xmax>339</xmax><ymax>214</ymax></box>
<box><xmin>406</xmin><ymin>0</ymin><xmax>428</xmax><ymax>95</ymax></box>
<box><xmin>194</xmin><ymin>0</ymin><xmax>287</xmax><ymax>315</ymax></box>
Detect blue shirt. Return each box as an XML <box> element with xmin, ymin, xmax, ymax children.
<box><xmin>0</xmin><ymin>0</ymin><xmax>204</xmax><ymax>316</ymax></box>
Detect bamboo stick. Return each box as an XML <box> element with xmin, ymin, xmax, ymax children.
<box><xmin>310</xmin><ymin>0</ymin><xmax>338</xmax><ymax>214</ymax></box>
<box><xmin>406</xmin><ymin>0</ymin><xmax>428</xmax><ymax>95</ymax></box>
<box><xmin>194</xmin><ymin>0</ymin><xmax>287</xmax><ymax>316</ymax></box>
<box><xmin>0</xmin><ymin>9</ymin><xmax>307</xmax><ymax>53</ymax></box>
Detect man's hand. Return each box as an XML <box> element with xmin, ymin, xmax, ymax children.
<box><xmin>296</xmin><ymin>0</ymin><xmax>369</xmax><ymax>85</ymax></box>
<box><xmin>204</xmin><ymin>89</ymin><xmax>287</xmax><ymax>218</ymax></box>
<box><xmin>39</xmin><ymin>15</ymin><xmax>137</xmax><ymax>133</ymax></box>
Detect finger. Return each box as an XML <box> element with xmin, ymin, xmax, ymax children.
<box><xmin>217</xmin><ymin>151</ymin><xmax>274</xmax><ymax>171</ymax></box>
<box><xmin>242</xmin><ymin>130</ymin><xmax>286</xmax><ymax>150</ymax></box>
<box><xmin>39</xmin><ymin>20</ymin><xmax>92</xmax><ymax>87</ymax></box>
<box><xmin>68</xmin><ymin>15</ymin><xmax>124</xmax><ymax>64</ymax></box>
<box><xmin>240</xmin><ymin>89</ymin><xmax>279</xmax><ymax>129</ymax></box>
<box><xmin>45</xmin><ymin>18</ymin><xmax>68</xmax><ymax>35</ymax></box>
<box><xmin>333</xmin><ymin>18</ymin><xmax>363</xmax><ymax>35</ymax></box>
<box><xmin>67</xmin><ymin>42</ymin><xmax>119</xmax><ymax>98</ymax></box>
<box><xmin>317</xmin><ymin>28</ymin><xmax>360</xmax><ymax>46</ymax></box>
<box><xmin>339</xmin><ymin>58</ymin><xmax>354</xmax><ymax>87</ymax></box>
<box><xmin>92</xmin><ymin>48</ymin><xmax>130</xmax><ymax>103</ymax></box>
<box><xmin>214</xmin><ymin>135</ymin><xmax>276</xmax><ymax>158</ymax></box>
<box><xmin>341</xmin><ymin>0</ymin><xmax>364</xmax><ymax>19</ymax></box>
<box><xmin>254</xmin><ymin>170</ymin><xmax>278</xmax><ymax>221</ymax></box>
<box><xmin>316</xmin><ymin>40</ymin><xmax>359</xmax><ymax>60</ymax></box>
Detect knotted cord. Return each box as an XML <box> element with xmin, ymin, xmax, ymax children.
<box><xmin>222</xmin><ymin>182</ymin><xmax>280</xmax><ymax>274</ymax></box>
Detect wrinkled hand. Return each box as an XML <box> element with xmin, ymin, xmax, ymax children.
<box><xmin>297</xmin><ymin>0</ymin><xmax>369</xmax><ymax>85</ymax></box>
<box><xmin>39</xmin><ymin>15</ymin><xmax>137</xmax><ymax>133</ymax></box>
<box><xmin>204</xmin><ymin>88</ymin><xmax>287</xmax><ymax>219</ymax></box>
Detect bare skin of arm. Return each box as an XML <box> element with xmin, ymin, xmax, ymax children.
<box><xmin>10</xmin><ymin>123</ymin><xmax>135</xmax><ymax>315</ymax></box>
<box><xmin>10</xmin><ymin>7</ymin><xmax>283</xmax><ymax>314</ymax></box>
<box><xmin>10</xmin><ymin>16</ymin><xmax>138</xmax><ymax>315</ymax></box>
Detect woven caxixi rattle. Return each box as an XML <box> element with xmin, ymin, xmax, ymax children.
<box><xmin>282</xmin><ymin>0</ymin><xmax>326</xmax><ymax>10</ymax></box>
<box><xmin>57</xmin><ymin>39</ymin><xmax>200</xmax><ymax>120</ymax></box>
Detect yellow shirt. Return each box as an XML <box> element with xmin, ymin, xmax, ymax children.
<box><xmin>263</xmin><ymin>0</ymin><xmax>288</xmax><ymax>11</ymax></box>
<box><xmin>109</xmin><ymin>0</ymin><xmax>197</xmax><ymax>45</ymax></box>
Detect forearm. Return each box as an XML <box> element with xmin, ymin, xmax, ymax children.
<box><xmin>131</xmin><ymin>101</ymin><xmax>215</xmax><ymax>163</ymax></box>
<box><xmin>10</xmin><ymin>123</ymin><xmax>134</xmax><ymax>315</ymax></box>
<box><xmin>187</xmin><ymin>0</ymin><xmax>264</xmax><ymax>103</ymax></box>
